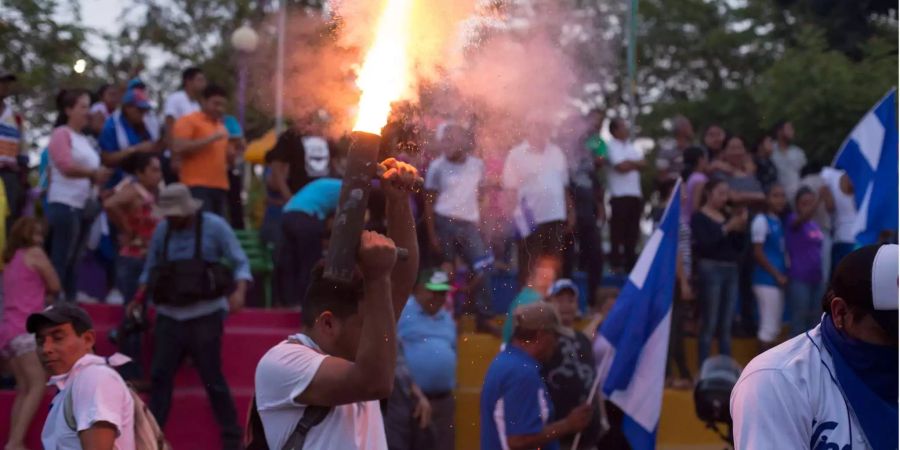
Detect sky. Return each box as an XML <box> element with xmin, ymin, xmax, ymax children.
<box><xmin>78</xmin><ymin>0</ymin><xmax>126</xmax><ymax>59</ymax></box>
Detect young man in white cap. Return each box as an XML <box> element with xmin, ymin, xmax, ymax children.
<box><xmin>28</xmin><ymin>303</ymin><xmax>135</xmax><ymax>450</ymax></box>
<box><xmin>132</xmin><ymin>182</ymin><xmax>251</xmax><ymax>450</ymax></box>
<box><xmin>731</xmin><ymin>244</ymin><xmax>898</xmax><ymax>449</ymax></box>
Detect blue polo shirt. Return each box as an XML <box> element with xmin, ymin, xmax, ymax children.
<box><xmin>480</xmin><ymin>345</ymin><xmax>558</xmax><ymax>450</ymax></box>
<box><xmin>398</xmin><ymin>297</ymin><xmax>457</xmax><ymax>394</ymax></box>
<box><xmin>283</xmin><ymin>178</ymin><xmax>342</xmax><ymax>220</ymax></box>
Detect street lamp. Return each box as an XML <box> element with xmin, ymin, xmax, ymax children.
<box><xmin>231</xmin><ymin>24</ymin><xmax>259</xmax><ymax>128</ymax></box>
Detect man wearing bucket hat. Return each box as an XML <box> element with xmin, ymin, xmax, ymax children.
<box><xmin>132</xmin><ymin>183</ymin><xmax>251</xmax><ymax>449</ymax></box>
<box><xmin>731</xmin><ymin>244</ymin><xmax>898</xmax><ymax>449</ymax></box>
<box><xmin>481</xmin><ymin>302</ymin><xmax>592</xmax><ymax>450</ymax></box>
<box><xmin>98</xmin><ymin>83</ymin><xmax>163</xmax><ymax>187</ymax></box>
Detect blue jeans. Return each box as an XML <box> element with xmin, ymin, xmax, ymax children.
<box><xmin>115</xmin><ymin>255</ymin><xmax>146</xmax><ymax>380</ymax></box>
<box><xmin>434</xmin><ymin>215</ymin><xmax>493</xmax><ymax>318</ymax></box>
<box><xmin>787</xmin><ymin>280</ymin><xmax>824</xmax><ymax>337</ymax></box>
<box><xmin>697</xmin><ymin>259</ymin><xmax>739</xmax><ymax>367</ymax></box>
<box><xmin>45</xmin><ymin>202</ymin><xmax>89</xmax><ymax>301</ymax></box>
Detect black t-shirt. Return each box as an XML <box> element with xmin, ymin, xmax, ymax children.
<box><xmin>540</xmin><ymin>331</ymin><xmax>604</xmax><ymax>448</ymax></box>
<box><xmin>265</xmin><ymin>129</ymin><xmax>332</xmax><ymax>194</ymax></box>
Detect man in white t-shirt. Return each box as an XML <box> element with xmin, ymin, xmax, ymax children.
<box><xmin>27</xmin><ymin>303</ymin><xmax>134</xmax><ymax>450</ymax></box>
<box><xmin>771</xmin><ymin>120</ymin><xmax>807</xmax><ymax>201</ymax></box>
<box><xmin>731</xmin><ymin>244</ymin><xmax>898</xmax><ymax>450</ymax></box>
<box><xmin>254</xmin><ymin>159</ymin><xmax>421</xmax><ymax>450</ymax></box>
<box><xmin>502</xmin><ymin>123</ymin><xmax>573</xmax><ymax>283</ymax></box>
<box><xmin>424</xmin><ymin>124</ymin><xmax>494</xmax><ymax>329</ymax></box>
<box><xmin>161</xmin><ymin>67</ymin><xmax>207</xmax><ymax>183</ymax></box>
<box><xmin>606</xmin><ymin>117</ymin><xmax>645</xmax><ymax>272</ymax></box>
<box><xmin>820</xmin><ymin>167</ymin><xmax>857</xmax><ymax>275</ymax></box>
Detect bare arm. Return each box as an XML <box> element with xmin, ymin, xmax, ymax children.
<box><xmin>613</xmin><ymin>160</ymin><xmax>643</xmax><ymax>173</ymax></box>
<box><xmin>690</xmin><ymin>179</ymin><xmax>706</xmax><ymax>212</ymax></box>
<box><xmin>296</xmin><ymin>233</ymin><xmax>397</xmax><ymax>406</ymax></box>
<box><xmin>268</xmin><ymin>160</ymin><xmax>293</xmax><ymax>201</ymax></box>
<box><xmin>753</xmin><ymin>243</ymin><xmax>785</xmax><ymax>284</ymax></box>
<box><xmin>506</xmin><ymin>406</ymin><xmax>589</xmax><ymax>450</ymax></box>
<box><xmin>172</xmin><ymin>132</ymin><xmax>225</xmax><ymax>155</ymax></box>
<box><xmin>26</xmin><ymin>247</ymin><xmax>61</xmax><ymax>297</ymax></box>
<box><xmin>78</xmin><ymin>422</ymin><xmax>118</xmax><ymax>450</ymax></box>
<box><xmin>818</xmin><ymin>185</ymin><xmax>835</xmax><ymax>213</ymax></box>
<box><xmin>381</xmin><ymin>158</ymin><xmax>420</xmax><ymax>321</ymax></box>
<box><xmin>103</xmin><ymin>185</ymin><xmax>140</xmax><ymax>233</ymax></box>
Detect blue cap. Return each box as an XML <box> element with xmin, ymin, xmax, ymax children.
<box><xmin>122</xmin><ymin>87</ymin><xmax>151</xmax><ymax>110</ymax></box>
<box><xmin>224</xmin><ymin>115</ymin><xmax>243</xmax><ymax>138</ymax></box>
<box><xmin>548</xmin><ymin>279</ymin><xmax>580</xmax><ymax>298</ymax></box>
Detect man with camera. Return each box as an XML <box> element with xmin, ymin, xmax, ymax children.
<box><xmin>730</xmin><ymin>244</ymin><xmax>898</xmax><ymax>449</ymax></box>
<box><xmin>133</xmin><ymin>182</ymin><xmax>251</xmax><ymax>450</ymax></box>
<box><xmin>252</xmin><ymin>159</ymin><xmax>420</xmax><ymax>450</ymax></box>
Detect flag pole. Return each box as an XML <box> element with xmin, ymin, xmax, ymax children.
<box><xmin>571</xmin><ymin>374</ymin><xmax>604</xmax><ymax>449</ymax></box>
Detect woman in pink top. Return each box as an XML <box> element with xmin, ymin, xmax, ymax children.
<box><xmin>0</xmin><ymin>217</ymin><xmax>60</xmax><ymax>450</ymax></box>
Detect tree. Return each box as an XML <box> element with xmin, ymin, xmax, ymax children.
<box><xmin>0</xmin><ymin>0</ymin><xmax>99</xmax><ymax>141</ymax></box>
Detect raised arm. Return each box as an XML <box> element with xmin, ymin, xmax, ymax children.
<box><xmin>296</xmin><ymin>231</ymin><xmax>398</xmax><ymax>406</ymax></box>
<box><xmin>380</xmin><ymin>158</ymin><xmax>420</xmax><ymax>321</ymax></box>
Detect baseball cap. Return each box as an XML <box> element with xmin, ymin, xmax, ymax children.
<box><xmin>548</xmin><ymin>279</ymin><xmax>580</xmax><ymax>298</ymax></box>
<box><xmin>830</xmin><ymin>244</ymin><xmax>898</xmax><ymax>335</ymax></box>
<box><xmin>122</xmin><ymin>87</ymin><xmax>152</xmax><ymax>110</ymax></box>
<box><xmin>512</xmin><ymin>302</ymin><xmax>575</xmax><ymax>338</ymax></box>
<box><xmin>420</xmin><ymin>269</ymin><xmax>451</xmax><ymax>292</ymax></box>
<box><xmin>26</xmin><ymin>302</ymin><xmax>94</xmax><ymax>334</ymax></box>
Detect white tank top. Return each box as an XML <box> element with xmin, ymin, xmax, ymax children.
<box><xmin>48</xmin><ymin>127</ymin><xmax>101</xmax><ymax>208</ymax></box>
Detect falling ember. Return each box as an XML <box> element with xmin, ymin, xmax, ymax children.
<box><xmin>352</xmin><ymin>0</ymin><xmax>414</xmax><ymax>135</ymax></box>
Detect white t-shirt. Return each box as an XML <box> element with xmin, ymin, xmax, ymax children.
<box><xmin>255</xmin><ymin>334</ymin><xmax>388</xmax><ymax>450</ymax></box>
<box><xmin>821</xmin><ymin>168</ymin><xmax>857</xmax><ymax>243</ymax></box>
<box><xmin>771</xmin><ymin>144</ymin><xmax>807</xmax><ymax>199</ymax></box>
<box><xmin>502</xmin><ymin>140</ymin><xmax>569</xmax><ymax>228</ymax></box>
<box><xmin>605</xmin><ymin>138</ymin><xmax>643</xmax><ymax>198</ymax></box>
<box><xmin>425</xmin><ymin>155</ymin><xmax>485</xmax><ymax>223</ymax></box>
<box><xmin>731</xmin><ymin>324</ymin><xmax>871</xmax><ymax>449</ymax></box>
<box><xmin>42</xmin><ymin>354</ymin><xmax>135</xmax><ymax>450</ymax></box>
<box><xmin>162</xmin><ymin>90</ymin><xmax>200</xmax><ymax>121</ymax></box>
<box><xmin>49</xmin><ymin>127</ymin><xmax>101</xmax><ymax>208</ymax></box>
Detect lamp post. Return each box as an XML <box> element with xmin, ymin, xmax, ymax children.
<box><xmin>231</xmin><ymin>24</ymin><xmax>259</xmax><ymax>128</ymax></box>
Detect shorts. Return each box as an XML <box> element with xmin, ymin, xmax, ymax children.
<box><xmin>0</xmin><ymin>333</ymin><xmax>37</xmax><ymax>359</ymax></box>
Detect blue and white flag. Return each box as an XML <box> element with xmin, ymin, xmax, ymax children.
<box><xmin>833</xmin><ymin>89</ymin><xmax>898</xmax><ymax>245</ymax></box>
<box><xmin>593</xmin><ymin>180</ymin><xmax>680</xmax><ymax>449</ymax></box>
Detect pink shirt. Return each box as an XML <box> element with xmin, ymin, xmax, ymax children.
<box><xmin>0</xmin><ymin>249</ymin><xmax>46</xmax><ymax>348</ymax></box>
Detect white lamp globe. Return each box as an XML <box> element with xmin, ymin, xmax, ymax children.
<box><xmin>231</xmin><ymin>25</ymin><xmax>259</xmax><ymax>53</ymax></box>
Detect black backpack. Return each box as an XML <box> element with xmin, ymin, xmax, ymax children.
<box><xmin>148</xmin><ymin>212</ymin><xmax>234</xmax><ymax>306</ymax></box>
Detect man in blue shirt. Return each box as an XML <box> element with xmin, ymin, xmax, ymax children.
<box><xmin>273</xmin><ymin>147</ymin><xmax>347</xmax><ymax>306</ymax></box>
<box><xmin>133</xmin><ymin>183</ymin><xmax>251</xmax><ymax>450</ymax></box>
<box><xmin>398</xmin><ymin>269</ymin><xmax>457</xmax><ymax>450</ymax></box>
<box><xmin>98</xmin><ymin>83</ymin><xmax>162</xmax><ymax>187</ymax></box>
<box><xmin>481</xmin><ymin>302</ymin><xmax>592</xmax><ymax>450</ymax></box>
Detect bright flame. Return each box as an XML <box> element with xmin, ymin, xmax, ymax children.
<box><xmin>352</xmin><ymin>0</ymin><xmax>414</xmax><ymax>134</ymax></box>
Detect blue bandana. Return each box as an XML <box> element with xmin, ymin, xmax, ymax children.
<box><xmin>820</xmin><ymin>316</ymin><xmax>898</xmax><ymax>450</ymax></box>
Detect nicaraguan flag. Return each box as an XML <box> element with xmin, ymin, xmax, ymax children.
<box><xmin>833</xmin><ymin>89</ymin><xmax>898</xmax><ymax>245</ymax></box>
<box><xmin>593</xmin><ymin>180</ymin><xmax>680</xmax><ymax>449</ymax></box>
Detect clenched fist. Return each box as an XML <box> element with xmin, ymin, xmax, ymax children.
<box><xmin>358</xmin><ymin>230</ymin><xmax>398</xmax><ymax>280</ymax></box>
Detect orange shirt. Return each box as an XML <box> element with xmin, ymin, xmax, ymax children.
<box><xmin>173</xmin><ymin>111</ymin><xmax>228</xmax><ymax>189</ymax></box>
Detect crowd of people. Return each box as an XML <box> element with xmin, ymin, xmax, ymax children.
<box><xmin>0</xmin><ymin>62</ymin><xmax>893</xmax><ymax>450</ymax></box>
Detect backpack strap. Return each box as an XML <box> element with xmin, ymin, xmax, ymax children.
<box><xmin>161</xmin><ymin>220</ymin><xmax>172</xmax><ymax>263</ymax></box>
<box><xmin>281</xmin><ymin>405</ymin><xmax>330</xmax><ymax>450</ymax></box>
<box><xmin>193</xmin><ymin>211</ymin><xmax>204</xmax><ymax>261</ymax></box>
<box><xmin>63</xmin><ymin>383</ymin><xmax>77</xmax><ymax>431</ymax></box>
